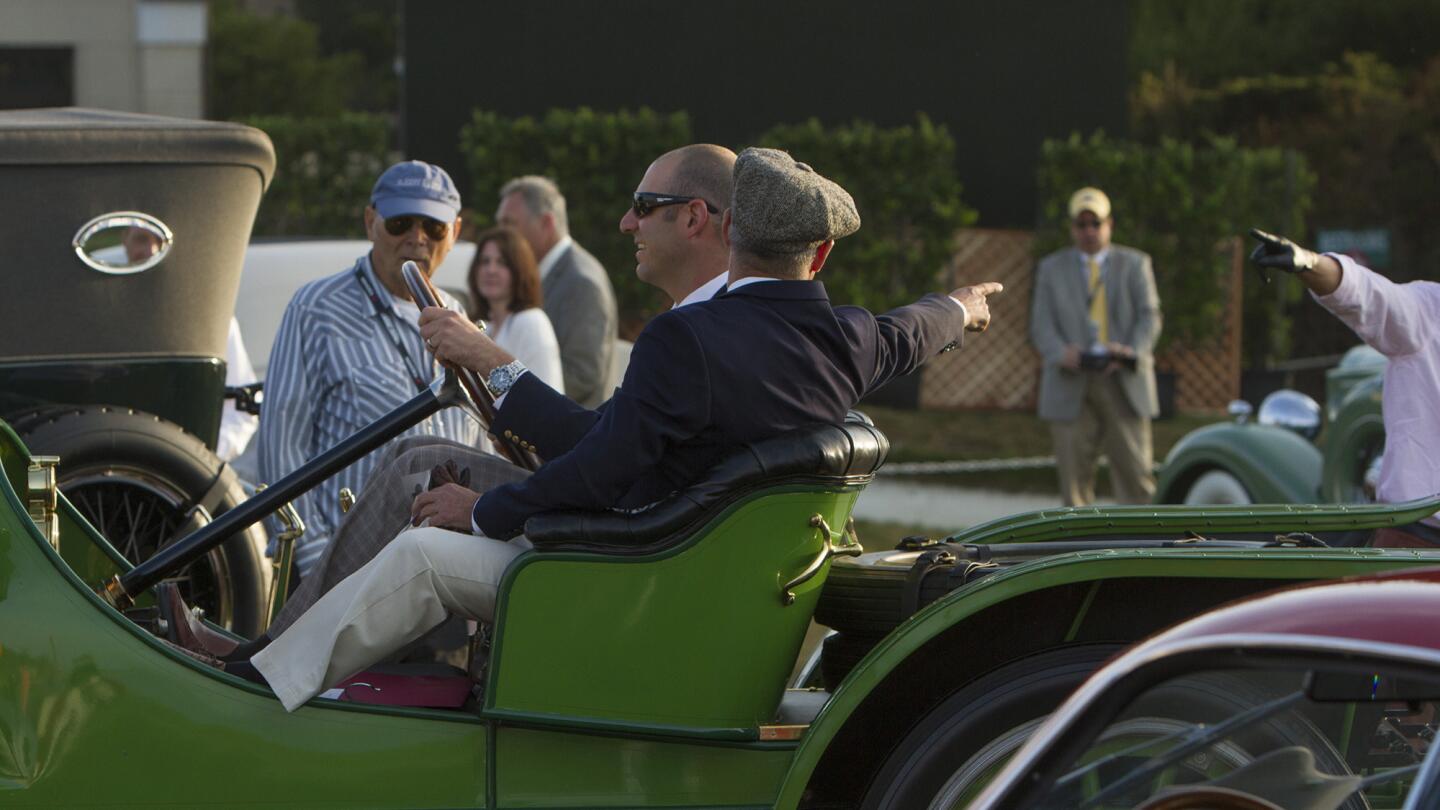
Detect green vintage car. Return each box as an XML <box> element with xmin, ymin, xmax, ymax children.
<box><xmin>1156</xmin><ymin>345</ymin><xmax>1387</xmax><ymax>507</ymax></box>
<box><xmin>7</xmin><ymin>385</ymin><xmax>1440</xmax><ymax>807</ymax></box>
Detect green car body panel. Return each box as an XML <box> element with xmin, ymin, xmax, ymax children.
<box><xmin>1320</xmin><ymin>375</ymin><xmax>1385</xmax><ymax>502</ymax></box>
<box><xmin>7</xmin><ymin>416</ymin><xmax>1439</xmax><ymax>807</ymax></box>
<box><xmin>486</xmin><ymin>486</ymin><xmax>859</xmax><ymax>740</ymax></box>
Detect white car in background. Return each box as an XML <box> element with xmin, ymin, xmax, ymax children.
<box><xmin>234</xmin><ymin>236</ymin><xmax>631</xmax><ymax>387</ymax></box>
<box><xmin>237</xmin><ymin>238</ymin><xmax>478</xmax><ymax>378</ymax></box>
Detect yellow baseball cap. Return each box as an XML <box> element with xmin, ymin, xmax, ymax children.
<box><xmin>1067</xmin><ymin>187</ymin><xmax>1111</xmax><ymax>220</ymax></box>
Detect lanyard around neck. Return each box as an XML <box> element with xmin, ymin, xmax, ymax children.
<box><xmin>352</xmin><ymin>262</ymin><xmax>430</xmax><ymax>393</ymax></box>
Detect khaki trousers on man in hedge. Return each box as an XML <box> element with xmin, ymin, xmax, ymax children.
<box><xmin>1049</xmin><ymin>373</ymin><xmax>1155</xmax><ymax>507</ymax></box>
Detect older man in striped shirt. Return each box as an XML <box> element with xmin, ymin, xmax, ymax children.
<box><xmin>258</xmin><ymin>161</ymin><xmax>485</xmax><ymax>577</ymax></box>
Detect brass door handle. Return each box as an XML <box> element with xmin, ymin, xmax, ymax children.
<box><xmin>782</xmin><ymin>514</ymin><xmax>863</xmax><ymax>606</ymax></box>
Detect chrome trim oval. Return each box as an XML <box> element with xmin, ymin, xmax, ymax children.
<box><xmin>72</xmin><ymin>211</ymin><xmax>175</xmax><ymax>275</ymax></box>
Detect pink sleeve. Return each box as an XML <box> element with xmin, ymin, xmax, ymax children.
<box><xmin>1314</xmin><ymin>254</ymin><xmax>1434</xmax><ymax>357</ymax></box>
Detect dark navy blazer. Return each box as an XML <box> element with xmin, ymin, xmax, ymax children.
<box><xmin>475</xmin><ymin>279</ymin><xmax>964</xmax><ymax>539</ymax></box>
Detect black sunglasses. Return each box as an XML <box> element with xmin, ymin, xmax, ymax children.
<box><xmin>632</xmin><ymin>191</ymin><xmax>720</xmax><ymax>219</ymax></box>
<box><xmin>383</xmin><ymin>215</ymin><xmax>450</xmax><ymax>240</ymax></box>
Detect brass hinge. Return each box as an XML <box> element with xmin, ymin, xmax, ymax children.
<box><xmin>758</xmin><ymin>724</ymin><xmax>808</xmax><ymax>741</ymax></box>
<box><xmin>26</xmin><ymin>455</ymin><xmax>61</xmax><ymax>551</ymax></box>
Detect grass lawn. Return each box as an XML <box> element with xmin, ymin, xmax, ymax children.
<box><xmin>849</xmin><ymin>407</ymin><xmax>1229</xmax><ymax>547</ymax></box>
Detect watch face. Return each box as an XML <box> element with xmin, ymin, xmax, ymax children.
<box><xmin>489</xmin><ymin>361</ymin><xmax>523</xmax><ymax>394</ymax></box>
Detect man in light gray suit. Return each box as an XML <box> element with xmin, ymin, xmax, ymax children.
<box><xmin>497</xmin><ymin>176</ymin><xmax>618</xmax><ymax>407</ymax></box>
<box><xmin>1030</xmin><ymin>187</ymin><xmax>1161</xmax><ymax>506</ymax></box>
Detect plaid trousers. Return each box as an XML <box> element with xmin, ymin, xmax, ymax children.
<box><xmin>268</xmin><ymin>435</ymin><xmax>531</xmax><ymax>635</ymax></box>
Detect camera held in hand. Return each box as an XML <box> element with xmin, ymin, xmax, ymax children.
<box><xmin>1080</xmin><ymin>344</ymin><xmax>1137</xmax><ymax>372</ymax></box>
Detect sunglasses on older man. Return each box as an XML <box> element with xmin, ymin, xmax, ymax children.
<box><xmin>632</xmin><ymin>192</ymin><xmax>720</xmax><ymax>219</ymax></box>
<box><xmin>383</xmin><ymin>215</ymin><xmax>450</xmax><ymax>240</ymax></box>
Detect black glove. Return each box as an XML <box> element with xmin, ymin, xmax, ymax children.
<box><xmin>1249</xmin><ymin>228</ymin><xmax>1320</xmax><ymax>274</ymax></box>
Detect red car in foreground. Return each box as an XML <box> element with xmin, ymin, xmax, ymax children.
<box><xmin>970</xmin><ymin>568</ymin><xmax>1440</xmax><ymax>810</ymax></box>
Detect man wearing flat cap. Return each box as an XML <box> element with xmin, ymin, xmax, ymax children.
<box><xmin>1030</xmin><ymin>186</ymin><xmax>1162</xmax><ymax>506</ymax></box>
<box><xmin>239</xmin><ymin>147</ymin><xmax>1003</xmax><ymax>711</ymax></box>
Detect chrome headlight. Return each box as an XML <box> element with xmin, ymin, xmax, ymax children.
<box><xmin>1257</xmin><ymin>390</ymin><xmax>1322</xmax><ymax>440</ymax></box>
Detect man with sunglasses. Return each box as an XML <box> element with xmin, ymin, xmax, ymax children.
<box><xmin>621</xmin><ymin>143</ymin><xmax>736</xmax><ymax>308</ymax></box>
<box><xmin>1030</xmin><ymin>186</ymin><xmax>1162</xmax><ymax>507</ymax></box>
<box><xmin>497</xmin><ymin>176</ymin><xmax>618</xmax><ymax>408</ymax></box>
<box><xmin>257</xmin><ymin>160</ymin><xmax>485</xmax><ymax>578</ymax></box>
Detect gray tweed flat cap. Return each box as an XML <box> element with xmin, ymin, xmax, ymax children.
<box><xmin>731</xmin><ymin>147</ymin><xmax>860</xmax><ymax>254</ymax></box>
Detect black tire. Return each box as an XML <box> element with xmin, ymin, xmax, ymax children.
<box><xmin>861</xmin><ymin>646</ymin><xmax>1355</xmax><ymax>810</ymax></box>
<box><xmin>18</xmin><ymin>407</ymin><xmax>268</xmax><ymax>636</ymax></box>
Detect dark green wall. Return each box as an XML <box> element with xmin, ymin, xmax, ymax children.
<box><xmin>402</xmin><ymin>0</ymin><xmax>1128</xmax><ymax>228</ymax></box>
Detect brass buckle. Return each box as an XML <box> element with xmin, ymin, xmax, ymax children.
<box><xmin>26</xmin><ymin>455</ymin><xmax>61</xmax><ymax>551</ymax></box>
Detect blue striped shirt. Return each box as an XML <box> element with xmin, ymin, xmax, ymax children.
<box><xmin>258</xmin><ymin>255</ymin><xmax>482</xmax><ymax>575</ymax></box>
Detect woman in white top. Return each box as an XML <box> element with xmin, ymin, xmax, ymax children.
<box><xmin>467</xmin><ymin>226</ymin><xmax>564</xmax><ymax>392</ymax></box>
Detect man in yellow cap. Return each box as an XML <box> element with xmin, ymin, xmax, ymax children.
<box><xmin>1030</xmin><ymin>187</ymin><xmax>1162</xmax><ymax>506</ymax></box>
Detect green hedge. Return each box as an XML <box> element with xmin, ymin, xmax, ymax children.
<box><xmin>239</xmin><ymin>112</ymin><xmax>395</xmax><ymax>237</ymax></box>
<box><xmin>458</xmin><ymin>107</ymin><xmax>693</xmax><ymax>324</ymax></box>
<box><xmin>1036</xmin><ymin>132</ymin><xmax>1315</xmax><ymax>357</ymax></box>
<box><xmin>239</xmin><ymin>109</ymin><xmax>976</xmax><ymax>326</ymax></box>
<box><xmin>754</xmin><ymin>115</ymin><xmax>976</xmax><ymax>312</ymax></box>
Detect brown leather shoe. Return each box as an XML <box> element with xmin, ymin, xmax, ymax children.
<box><xmin>156</xmin><ymin>582</ymin><xmax>239</xmax><ymax>658</ymax></box>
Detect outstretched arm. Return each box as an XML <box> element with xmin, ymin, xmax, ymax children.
<box><xmin>1250</xmin><ymin>229</ymin><xmax>1430</xmax><ymax>356</ymax></box>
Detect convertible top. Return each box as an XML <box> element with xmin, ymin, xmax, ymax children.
<box><xmin>0</xmin><ymin>108</ymin><xmax>275</xmax><ymax>184</ymax></box>
<box><xmin>0</xmin><ymin>108</ymin><xmax>276</xmax><ymax>361</ymax></box>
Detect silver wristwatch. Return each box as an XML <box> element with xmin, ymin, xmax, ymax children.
<box><xmin>486</xmin><ymin>360</ymin><xmax>528</xmax><ymax>396</ymax></box>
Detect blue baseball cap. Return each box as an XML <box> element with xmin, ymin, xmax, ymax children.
<box><xmin>370</xmin><ymin>160</ymin><xmax>462</xmax><ymax>222</ymax></box>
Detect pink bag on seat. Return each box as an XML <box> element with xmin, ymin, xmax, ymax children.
<box><xmin>334</xmin><ymin>671</ymin><xmax>473</xmax><ymax>708</ymax></box>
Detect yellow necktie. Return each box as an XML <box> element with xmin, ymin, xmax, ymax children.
<box><xmin>1088</xmin><ymin>257</ymin><xmax>1108</xmax><ymax>344</ymax></box>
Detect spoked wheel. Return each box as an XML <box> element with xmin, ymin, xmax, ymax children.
<box><xmin>63</xmin><ymin>467</ymin><xmax>235</xmax><ymax>629</ymax></box>
<box><xmin>17</xmin><ymin>407</ymin><xmax>268</xmax><ymax>635</ymax></box>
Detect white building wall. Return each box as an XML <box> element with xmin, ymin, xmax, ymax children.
<box><xmin>0</xmin><ymin>0</ymin><xmax>206</xmax><ymax>117</ymax></box>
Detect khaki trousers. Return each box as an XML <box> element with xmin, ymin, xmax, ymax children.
<box><xmin>1049</xmin><ymin>374</ymin><xmax>1155</xmax><ymax>506</ymax></box>
<box><xmin>253</xmin><ymin>526</ymin><xmax>529</xmax><ymax>712</ymax></box>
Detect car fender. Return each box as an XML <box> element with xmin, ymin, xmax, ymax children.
<box><xmin>1154</xmin><ymin>422</ymin><xmax>1321</xmax><ymax>504</ymax></box>
<box><xmin>1321</xmin><ymin>375</ymin><xmax>1385</xmax><ymax>503</ymax></box>
<box><xmin>773</xmin><ymin>547</ymin><xmax>1424</xmax><ymax>809</ymax></box>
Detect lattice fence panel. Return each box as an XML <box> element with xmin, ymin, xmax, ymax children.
<box><xmin>921</xmin><ymin>229</ymin><xmax>1038</xmax><ymax>410</ymax></box>
<box><xmin>1154</xmin><ymin>237</ymin><xmax>1244</xmax><ymax>412</ymax></box>
<box><xmin>920</xmin><ymin>229</ymin><xmax>1243</xmax><ymax>413</ymax></box>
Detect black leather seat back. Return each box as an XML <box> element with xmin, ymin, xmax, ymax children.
<box><xmin>525</xmin><ymin>420</ymin><xmax>889</xmax><ymax>553</ymax></box>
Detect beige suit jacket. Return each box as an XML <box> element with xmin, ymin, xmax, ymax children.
<box><xmin>1029</xmin><ymin>244</ymin><xmax>1162</xmax><ymax>421</ymax></box>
